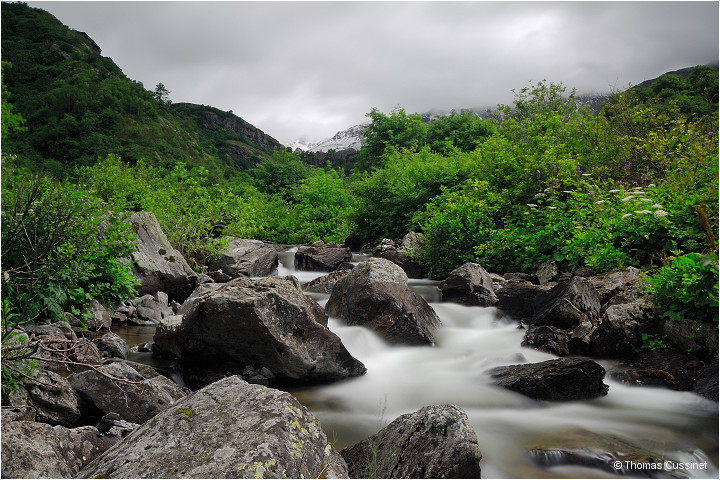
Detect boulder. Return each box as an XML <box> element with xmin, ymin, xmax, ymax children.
<box><xmin>67</xmin><ymin>361</ymin><xmax>189</xmax><ymax>424</ymax></box>
<box><xmin>128</xmin><ymin>211</ymin><xmax>197</xmax><ymax>301</ymax></box>
<box><xmin>94</xmin><ymin>332</ymin><xmax>130</xmax><ymax>360</ymax></box>
<box><xmin>610</xmin><ymin>350</ymin><xmax>706</xmax><ymax>391</ymax></box>
<box><xmin>530</xmin><ymin>276</ymin><xmax>601</xmax><ymax>329</ymax></box>
<box><xmin>527</xmin><ymin>428</ymin><xmax>687</xmax><ymax>477</ymax></box>
<box><xmin>521</xmin><ymin>325</ymin><xmax>570</xmax><ymax>356</ymax></box>
<box><xmin>77</xmin><ymin>376</ymin><xmax>348</xmax><ymax>479</ymax></box>
<box><xmin>207</xmin><ymin>237</ymin><xmax>279</xmax><ymax>278</ymax></box>
<box><xmin>535</xmin><ymin>260</ymin><xmax>559</xmax><ymax>285</ymax></box>
<box><xmin>375</xmin><ymin>234</ymin><xmax>426</xmax><ymax>279</ymax></box>
<box><xmin>659</xmin><ymin>318</ymin><xmax>719</xmax><ymax>361</ymax></box>
<box><xmin>153</xmin><ymin>276</ymin><xmax>366</xmax><ymax>388</ymax></box>
<box><xmin>439</xmin><ymin>262</ymin><xmax>498</xmax><ymax>307</ymax></box>
<box><xmin>693</xmin><ymin>358</ymin><xmax>719</xmax><ymax>402</ymax></box>
<box><xmin>302</xmin><ymin>268</ymin><xmax>353</xmax><ymax>294</ymax></box>
<box><xmin>295</xmin><ymin>241</ymin><xmax>352</xmax><ymax>271</ymax></box>
<box><xmin>587</xmin><ymin>266</ymin><xmax>641</xmax><ymax>307</ymax></box>
<box><xmin>88</xmin><ymin>299</ymin><xmax>112</xmax><ymax>330</ymax></box>
<box><xmin>326</xmin><ymin>258</ymin><xmax>441</xmax><ymax>345</ymax></box>
<box><xmin>340</xmin><ymin>404</ymin><xmax>482</xmax><ymax>479</ymax></box>
<box><xmin>127</xmin><ymin>294</ymin><xmax>174</xmax><ymax>326</ymax></box>
<box><xmin>1</xmin><ymin>421</ymin><xmax>111</xmax><ymax>478</ymax></box>
<box><xmin>589</xmin><ymin>298</ymin><xmax>660</xmax><ymax>357</ymax></box>
<box><xmin>496</xmin><ymin>279</ymin><xmax>547</xmax><ymax>319</ymax></box>
<box><xmin>20</xmin><ymin>370</ymin><xmax>82</xmax><ymax>427</ymax></box>
<box><xmin>487</xmin><ymin>357</ymin><xmax>609</xmax><ymax>401</ymax></box>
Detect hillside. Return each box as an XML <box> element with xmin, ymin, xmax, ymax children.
<box><xmin>0</xmin><ymin>2</ymin><xmax>282</xmax><ymax>177</ymax></box>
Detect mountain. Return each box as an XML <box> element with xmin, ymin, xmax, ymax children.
<box><xmin>290</xmin><ymin>123</ymin><xmax>367</xmax><ymax>153</ymax></box>
<box><xmin>0</xmin><ymin>2</ymin><xmax>282</xmax><ymax>177</ymax></box>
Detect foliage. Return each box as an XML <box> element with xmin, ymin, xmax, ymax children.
<box><xmin>1</xmin><ymin>172</ymin><xmax>138</xmax><ymax>334</ymax></box>
<box><xmin>251</xmin><ymin>150</ymin><xmax>312</xmax><ymax>200</ymax></box>
<box><xmin>643</xmin><ymin>252</ymin><xmax>719</xmax><ymax>324</ymax></box>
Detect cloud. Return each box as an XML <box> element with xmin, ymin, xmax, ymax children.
<box><xmin>28</xmin><ymin>1</ymin><xmax>720</xmax><ymax>144</ymax></box>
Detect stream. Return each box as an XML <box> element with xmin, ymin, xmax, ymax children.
<box><xmin>117</xmin><ymin>248</ymin><xmax>719</xmax><ymax>478</ymax></box>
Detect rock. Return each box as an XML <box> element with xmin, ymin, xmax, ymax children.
<box><xmin>535</xmin><ymin>260</ymin><xmax>559</xmax><ymax>285</ymax></box>
<box><xmin>610</xmin><ymin>350</ymin><xmax>706</xmax><ymax>391</ymax></box>
<box><xmin>487</xmin><ymin>357</ymin><xmax>609</xmax><ymax>401</ymax></box>
<box><xmin>326</xmin><ymin>258</ymin><xmax>441</xmax><ymax>345</ymax></box>
<box><xmin>375</xmin><ymin>235</ymin><xmax>427</xmax><ymax>279</ymax></box>
<box><xmin>589</xmin><ymin>298</ymin><xmax>660</xmax><ymax>357</ymax></box>
<box><xmin>693</xmin><ymin>359</ymin><xmax>718</xmax><ymax>402</ymax></box>
<box><xmin>208</xmin><ymin>237</ymin><xmax>279</xmax><ymax>278</ymax></box>
<box><xmin>94</xmin><ymin>332</ymin><xmax>130</xmax><ymax>360</ymax></box>
<box><xmin>153</xmin><ymin>276</ymin><xmax>366</xmax><ymax>388</ymax></box>
<box><xmin>521</xmin><ymin>325</ymin><xmax>570</xmax><ymax>356</ymax></box>
<box><xmin>303</xmin><ymin>268</ymin><xmax>353</xmax><ymax>294</ymax></box>
<box><xmin>660</xmin><ymin>318</ymin><xmax>719</xmax><ymax>361</ymax></box>
<box><xmin>1</xmin><ymin>421</ymin><xmax>111</xmax><ymax>478</ymax></box>
<box><xmin>439</xmin><ymin>262</ymin><xmax>498</xmax><ymax>306</ymax></box>
<box><xmin>128</xmin><ymin>294</ymin><xmax>174</xmax><ymax>326</ymax></box>
<box><xmin>527</xmin><ymin>428</ymin><xmax>687</xmax><ymax>477</ymax></box>
<box><xmin>530</xmin><ymin>276</ymin><xmax>601</xmax><ymax>329</ymax></box>
<box><xmin>88</xmin><ymin>299</ymin><xmax>112</xmax><ymax>330</ymax></box>
<box><xmin>496</xmin><ymin>279</ymin><xmax>547</xmax><ymax>319</ymax></box>
<box><xmin>67</xmin><ymin>362</ymin><xmax>189</xmax><ymax>424</ymax></box>
<box><xmin>128</xmin><ymin>211</ymin><xmax>198</xmax><ymax>301</ymax></box>
<box><xmin>341</xmin><ymin>404</ymin><xmax>482</xmax><ymax>479</ymax></box>
<box><xmin>206</xmin><ymin>269</ymin><xmax>232</xmax><ymax>283</ymax></box>
<box><xmin>295</xmin><ymin>241</ymin><xmax>352</xmax><ymax>271</ymax></box>
<box><xmin>77</xmin><ymin>376</ymin><xmax>348</xmax><ymax>479</ymax></box>
<box><xmin>587</xmin><ymin>266</ymin><xmax>641</xmax><ymax>307</ymax></box>
<box><xmin>19</xmin><ymin>370</ymin><xmax>82</xmax><ymax>427</ymax></box>
<box><xmin>96</xmin><ymin>413</ymin><xmax>140</xmax><ymax>445</ymax></box>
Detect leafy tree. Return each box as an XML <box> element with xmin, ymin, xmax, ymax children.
<box><xmin>426</xmin><ymin>110</ymin><xmax>495</xmax><ymax>154</ymax></box>
<box><xmin>252</xmin><ymin>150</ymin><xmax>312</xmax><ymax>199</ymax></box>
<box><xmin>357</xmin><ymin>107</ymin><xmax>427</xmax><ymax>171</ymax></box>
<box><xmin>154</xmin><ymin>82</ymin><xmax>171</xmax><ymax>105</ymax></box>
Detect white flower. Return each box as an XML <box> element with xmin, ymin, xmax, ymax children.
<box><xmin>648</xmin><ymin>184</ymin><xmax>656</xmax><ymax>188</ymax></box>
<box><xmin>634</xmin><ymin>210</ymin><xmax>652</xmax><ymax>215</ymax></box>
<box><xmin>609</xmin><ymin>189</ymin><xmax>622</xmax><ymax>193</ymax></box>
<box><xmin>526</xmin><ymin>203</ymin><xmax>538</xmax><ymax>208</ymax></box>
<box><xmin>654</xmin><ymin>210</ymin><xmax>669</xmax><ymax>217</ymax></box>
<box><xmin>582</xmin><ymin>173</ymin><xmax>591</xmax><ymax>176</ymax></box>
<box><xmin>622</xmin><ymin>213</ymin><xmax>632</xmax><ymax>219</ymax></box>
<box><xmin>563</xmin><ymin>190</ymin><xmax>574</xmax><ymax>194</ymax></box>
<box><xmin>595</xmin><ymin>200</ymin><xmax>606</xmax><ymax>204</ymax></box>
<box><xmin>639</xmin><ymin>198</ymin><xmax>652</xmax><ymax>202</ymax></box>
<box><xmin>548</xmin><ymin>206</ymin><xmax>557</xmax><ymax>210</ymax></box>
<box><xmin>622</xmin><ymin>196</ymin><xmax>634</xmax><ymax>202</ymax></box>
<box><xmin>633</xmin><ymin>186</ymin><xmax>643</xmax><ymax>190</ymax></box>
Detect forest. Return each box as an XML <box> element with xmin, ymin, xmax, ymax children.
<box><xmin>1</xmin><ymin>2</ymin><xmax>718</xmax><ymax>394</ymax></box>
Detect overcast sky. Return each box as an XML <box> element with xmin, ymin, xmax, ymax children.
<box><xmin>28</xmin><ymin>1</ymin><xmax>720</xmax><ymax>145</ymax></box>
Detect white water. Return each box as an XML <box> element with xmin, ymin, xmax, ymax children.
<box><xmin>279</xmin><ymin>251</ymin><xmax>719</xmax><ymax>479</ymax></box>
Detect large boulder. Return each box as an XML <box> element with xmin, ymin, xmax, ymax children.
<box><xmin>340</xmin><ymin>404</ymin><xmax>482</xmax><ymax>479</ymax></box>
<box><xmin>530</xmin><ymin>276</ymin><xmax>601</xmax><ymax>329</ymax></box>
<box><xmin>521</xmin><ymin>325</ymin><xmax>570</xmax><ymax>356</ymax></box>
<box><xmin>18</xmin><ymin>370</ymin><xmax>82</xmax><ymax>427</ymax></box>
<box><xmin>1</xmin><ymin>421</ymin><xmax>111</xmax><ymax>478</ymax></box>
<box><xmin>693</xmin><ymin>358</ymin><xmax>719</xmax><ymax>402</ymax></box>
<box><xmin>375</xmin><ymin>234</ymin><xmax>427</xmax><ymax>279</ymax></box>
<box><xmin>487</xmin><ymin>357</ymin><xmax>609</xmax><ymax>401</ymax></box>
<box><xmin>535</xmin><ymin>260</ymin><xmax>560</xmax><ymax>285</ymax></box>
<box><xmin>610</xmin><ymin>350</ymin><xmax>706</xmax><ymax>391</ymax></box>
<box><xmin>496</xmin><ymin>279</ymin><xmax>547</xmax><ymax>320</ymax></box>
<box><xmin>659</xmin><ymin>317</ymin><xmax>719</xmax><ymax>361</ymax></box>
<box><xmin>87</xmin><ymin>299</ymin><xmax>112</xmax><ymax>330</ymax></box>
<box><xmin>439</xmin><ymin>262</ymin><xmax>498</xmax><ymax>307</ymax></box>
<box><xmin>67</xmin><ymin>361</ymin><xmax>189</xmax><ymax>424</ymax></box>
<box><xmin>128</xmin><ymin>211</ymin><xmax>197</xmax><ymax>301</ymax></box>
<box><xmin>295</xmin><ymin>241</ymin><xmax>352</xmax><ymax>271</ymax></box>
<box><xmin>587</xmin><ymin>266</ymin><xmax>642</xmax><ymax>308</ymax></box>
<box><xmin>77</xmin><ymin>376</ymin><xmax>348</xmax><ymax>479</ymax></box>
<box><xmin>302</xmin><ymin>268</ymin><xmax>353</xmax><ymax>294</ymax></box>
<box><xmin>326</xmin><ymin>258</ymin><xmax>441</xmax><ymax>345</ymax></box>
<box><xmin>94</xmin><ymin>332</ymin><xmax>130</xmax><ymax>360</ymax></box>
<box><xmin>207</xmin><ymin>237</ymin><xmax>279</xmax><ymax>278</ymax></box>
<box><xmin>153</xmin><ymin>276</ymin><xmax>366</xmax><ymax>388</ymax></box>
<box><xmin>589</xmin><ymin>298</ymin><xmax>660</xmax><ymax>357</ymax></box>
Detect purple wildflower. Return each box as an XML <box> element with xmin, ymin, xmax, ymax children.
<box><xmin>624</xmin><ymin>160</ymin><xmax>631</xmax><ymax>170</ymax></box>
<box><xmin>709</xmin><ymin>131</ymin><xmax>714</xmax><ymax>139</ymax></box>
<box><xmin>576</xmin><ymin>165</ymin><xmax>582</xmax><ymax>175</ymax></box>
<box><xmin>633</xmin><ymin>181</ymin><xmax>638</xmax><ymax>186</ymax></box>
<box><xmin>676</xmin><ymin>167</ymin><xmax>682</xmax><ymax>173</ymax></box>
<box><xmin>641</xmin><ymin>173</ymin><xmax>648</xmax><ymax>184</ymax></box>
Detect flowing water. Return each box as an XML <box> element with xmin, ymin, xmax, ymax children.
<box><xmin>118</xmin><ymin>248</ymin><xmax>719</xmax><ymax>478</ymax></box>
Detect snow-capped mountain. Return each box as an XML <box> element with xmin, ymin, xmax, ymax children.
<box><xmin>290</xmin><ymin>123</ymin><xmax>367</xmax><ymax>153</ymax></box>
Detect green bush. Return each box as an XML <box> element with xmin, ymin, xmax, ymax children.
<box><xmin>643</xmin><ymin>252</ymin><xmax>719</xmax><ymax>324</ymax></box>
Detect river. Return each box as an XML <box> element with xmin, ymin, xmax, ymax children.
<box><xmin>118</xmin><ymin>248</ymin><xmax>719</xmax><ymax>478</ymax></box>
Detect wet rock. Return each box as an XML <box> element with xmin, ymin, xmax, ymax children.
<box><xmin>375</xmin><ymin>234</ymin><xmax>427</xmax><ymax>279</ymax></box>
<box><xmin>208</xmin><ymin>237</ymin><xmax>279</xmax><ymax>278</ymax></box>
<box><xmin>587</xmin><ymin>266</ymin><xmax>642</xmax><ymax>307</ymax></box>
<box><xmin>439</xmin><ymin>262</ymin><xmax>498</xmax><ymax>307</ymax></box>
<box><xmin>77</xmin><ymin>376</ymin><xmax>348</xmax><ymax>479</ymax></box>
<box><xmin>153</xmin><ymin>276</ymin><xmax>366</xmax><ymax>388</ymax></box>
<box><xmin>610</xmin><ymin>350</ymin><xmax>706</xmax><ymax>391</ymax></box>
<box><xmin>527</xmin><ymin>428</ymin><xmax>689</xmax><ymax>478</ymax></box>
<box><xmin>341</xmin><ymin>404</ymin><xmax>482</xmax><ymax>479</ymax></box>
<box><xmin>693</xmin><ymin>358</ymin><xmax>719</xmax><ymax>402</ymax></box>
<box><xmin>522</xmin><ymin>325</ymin><xmax>570</xmax><ymax>356</ymax></box>
<box><xmin>326</xmin><ymin>258</ymin><xmax>441</xmax><ymax>345</ymax></box>
<box><xmin>531</xmin><ymin>276</ymin><xmax>601</xmax><ymax>329</ymax></box>
<box><xmin>18</xmin><ymin>370</ymin><xmax>81</xmax><ymax>427</ymax></box>
<box><xmin>128</xmin><ymin>211</ymin><xmax>198</xmax><ymax>302</ymax></box>
<box><xmin>488</xmin><ymin>357</ymin><xmax>609</xmax><ymax>401</ymax></box>
<box><xmin>535</xmin><ymin>260</ymin><xmax>560</xmax><ymax>285</ymax></box>
<box><xmin>1</xmin><ymin>421</ymin><xmax>111</xmax><ymax>478</ymax></box>
<box><xmin>295</xmin><ymin>241</ymin><xmax>352</xmax><ymax>271</ymax></box>
<box><xmin>496</xmin><ymin>279</ymin><xmax>547</xmax><ymax>319</ymax></box>
<box><xmin>67</xmin><ymin>361</ymin><xmax>189</xmax><ymax>424</ymax></box>
<box><xmin>589</xmin><ymin>298</ymin><xmax>660</xmax><ymax>357</ymax></box>
<box><xmin>303</xmin><ymin>268</ymin><xmax>353</xmax><ymax>294</ymax></box>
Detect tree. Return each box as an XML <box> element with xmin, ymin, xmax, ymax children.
<box><xmin>153</xmin><ymin>82</ymin><xmax>171</xmax><ymax>105</ymax></box>
<box><xmin>357</xmin><ymin>107</ymin><xmax>427</xmax><ymax>171</ymax></box>
<box><xmin>1</xmin><ymin>61</ymin><xmax>26</xmax><ymax>141</ymax></box>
